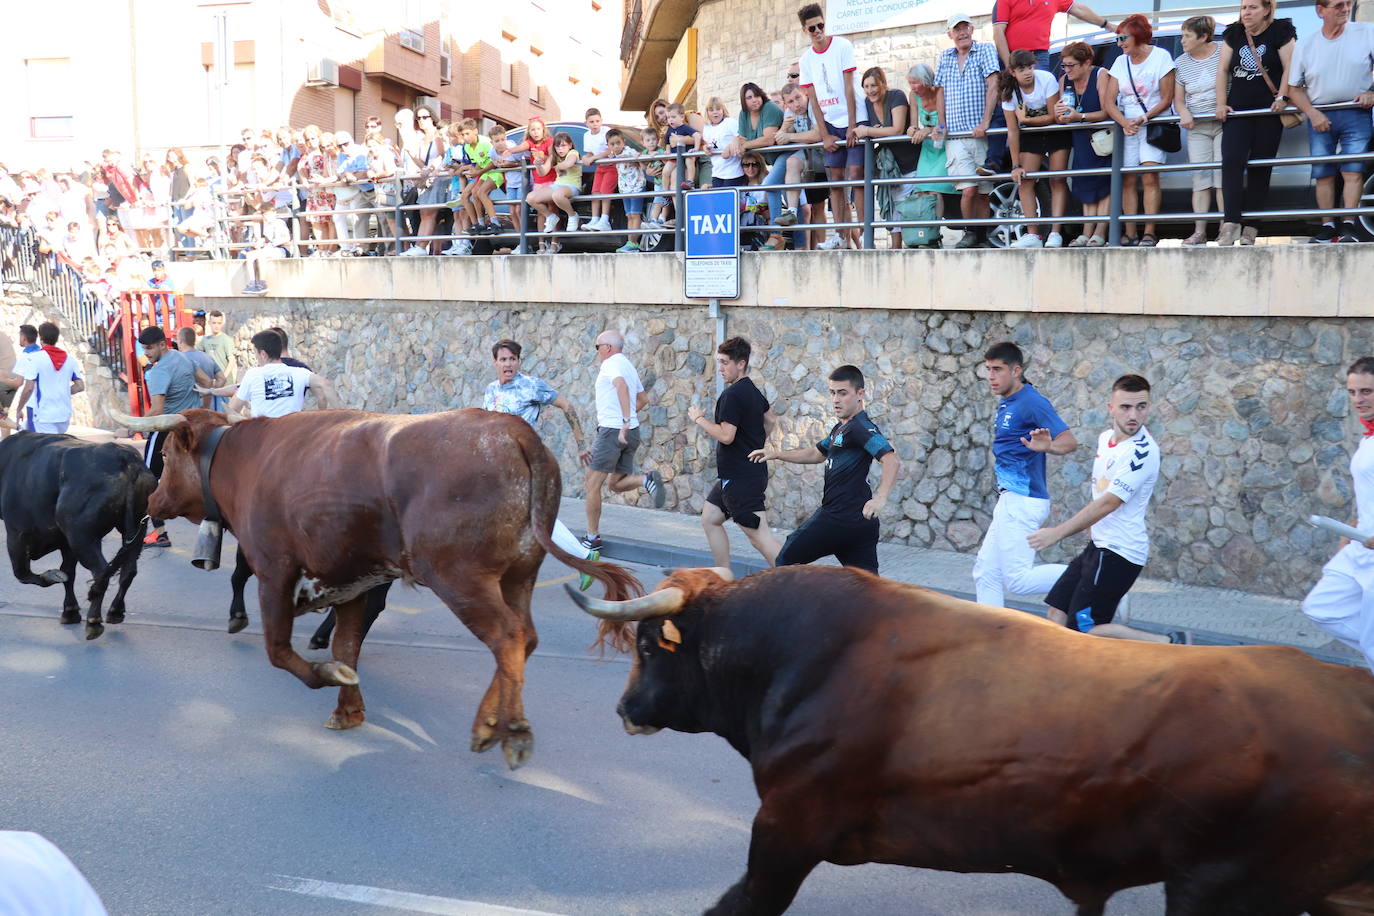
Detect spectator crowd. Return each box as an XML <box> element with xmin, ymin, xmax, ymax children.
<box><xmin>3</xmin><ymin>0</ymin><xmax>1373</xmax><ymax>268</ymax></box>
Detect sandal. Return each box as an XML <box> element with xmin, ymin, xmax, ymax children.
<box><xmin>1137</xmin><ymin>233</ymin><xmax>1158</xmax><ymax>248</ymax></box>
<box><xmin>1181</xmin><ymin>231</ymin><xmax>1207</xmax><ymax>246</ymax></box>
<box><xmin>1067</xmin><ymin>234</ymin><xmax>1090</xmax><ymax>248</ymax></box>
<box><xmin>1117</xmin><ymin>235</ymin><xmax>1138</xmax><ymax>247</ymax></box>
<box><xmin>1086</xmin><ymin>235</ymin><xmax>1105</xmax><ymax>247</ymax></box>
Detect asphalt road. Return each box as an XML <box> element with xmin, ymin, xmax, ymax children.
<box><xmin>0</xmin><ymin>519</ymin><xmax>1165</xmax><ymax>915</ymax></box>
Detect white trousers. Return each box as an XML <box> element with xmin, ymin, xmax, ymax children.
<box><xmin>1304</xmin><ymin>543</ymin><xmax>1374</xmax><ymax>671</ymax></box>
<box><xmin>33</xmin><ymin>420</ymin><xmax>69</xmax><ymax>434</ymax></box>
<box><xmin>973</xmin><ymin>490</ymin><xmax>1068</xmax><ymax>607</ymax></box>
<box><xmin>551</xmin><ymin>519</ymin><xmax>586</xmax><ymax>558</ymax></box>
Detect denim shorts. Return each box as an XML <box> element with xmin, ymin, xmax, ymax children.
<box><xmin>624</xmin><ymin>194</ymin><xmax>644</xmax><ymax>215</ymax></box>
<box><xmin>823</xmin><ymin>122</ymin><xmax>870</xmax><ymax>170</ymax></box>
<box><xmin>1309</xmin><ymin>108</ymin><xmax>1374</xmax><ymax>179</ymax></box>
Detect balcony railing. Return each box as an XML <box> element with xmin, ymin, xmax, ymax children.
<box><xmin>620</xmin><ymin>0</ymin><xmax>643</xmax><ymax>64</ymax></box>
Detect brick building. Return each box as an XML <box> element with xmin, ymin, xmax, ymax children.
<box><xmin>0</xmin><ymin>0</ymin><xmax>625</xmax><ymax>170</ymax></box>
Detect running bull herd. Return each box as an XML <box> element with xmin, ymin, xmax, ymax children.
<box><xmin>8</xmin><ymin>411</ymin><xmax>1374</xmax><ymax>916</ymax></box>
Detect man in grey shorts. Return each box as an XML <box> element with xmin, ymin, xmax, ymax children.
<box><xmin>582</xmin><ymin>329</ymin><xmax>664</xmax><ymax>551</ymax></box>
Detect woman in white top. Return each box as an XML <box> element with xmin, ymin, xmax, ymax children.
<box><xmin>1001</xmin><ymin>50</ymin><xmax>1071</xmax><ymax>249</ymax></box>
<box><xmin>1173</xmin><ymin>15</ymin><xmax>1224</xmax><ymax>245</ymax></box>
<box><xmin>1103</xmin><ymin>14</ymin><xmax>1177</xmax><ymax>247</ymax></box>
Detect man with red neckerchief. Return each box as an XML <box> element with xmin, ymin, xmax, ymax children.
<box><xmin>13</xmin><ymin>322</ymin><xmax>84</xmax><ymax>435</ymax></box>
<box><xmin>1304</xmin><ymin>356</ymin><xmax>1374</xmax><ymax>670</ymax></box>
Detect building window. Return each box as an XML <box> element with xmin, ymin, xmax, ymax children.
<box><xmin>501</xmin><ymin>63</ymin><xmax>516</xmax><ymax>94</ymax></box>
<box><xmin>400</xmin><ymin>0</ymin><xmax>425</xmax><ymax>52</ymax></box>
<box><xmin>26</xmin><ymin>58</ymin><xmax>73</xmax><ymax>140</ymax></box>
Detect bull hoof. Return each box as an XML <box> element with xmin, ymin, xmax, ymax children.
<box><xmin>325</xmin><ymin>707</ymin><xmax>366</xmax><ymax>730</ymax></box>
<box><xmin>84</xmin><ymin>621</ymin><xmax>104</xmax><ymax>641</ymax></box>
<box><xmin>107</xmin><ymin>607</ymin><xmax>125</xmax><ymax>625</ymax></box>
<box><xmin>226</xmin><ymin>614</ymin><xmax>248</xmax><ymax>634</ymax></box>
<box><xmin>41</xmin><ymin>569</ymin><xmax>68</xmax><ymax>586</ymax></box>
<box><xmin>502</xmin><ymin>732</ymin><xmax>534</xmax><ymax>769</ymax></box>
<box><xmin>312</xmin><ymin>660</ymin><xmax>358</xmax><ymax>687</ymax></box>
<box><xmin>59</xmin><ymin>609</ymin><xmax>81</xmax><ymax>625</ymax></box>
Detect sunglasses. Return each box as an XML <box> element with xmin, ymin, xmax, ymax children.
<box><xmin>742</xmin><ymin>163</ymin><xmax>760</xmax><ymax>169</ymax></box>
<box><xmin>806</xmin><ymin>21</ymin><xmax>825</xmax><ymax>32</ymax></box>
<box><xmin>788</xmin><ymin>71</ymin><xmax>799</xmax><ymax>78</ymax></box>
<box><xmin>1115</xmin><ymin>34</ymin><xmax>1128</xmax><ymax>42</ymax></box>
<box><xmin>594</xmin><ymin>342</ymin><xmax>611</xmax><ymax>351</ymax></box>
<box><xmin>417</xmin><ymin>113</ymin><xmax>433</xmax><ymax>120</ymax></box>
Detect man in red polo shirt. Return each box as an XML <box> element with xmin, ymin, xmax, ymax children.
<box><xmin>993</xmin><ymin>0</ymin><xmax>1112</xmax><ymax>69</ymax></box>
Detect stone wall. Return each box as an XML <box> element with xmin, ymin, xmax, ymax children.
<box><xmin>191</xmin><ymin>292</ymin><xmax>1370</xmax><ymax>601</ymax></box>
<box><xmin>0</xmin><ymin>292</ymin><xmax>125</xmax><ymax>430</ymax></box>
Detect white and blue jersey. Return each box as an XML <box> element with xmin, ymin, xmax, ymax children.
<box><xmin>992</xmin><ymin>383</ymin><xmax>1069</xmax><ymax>499</ymax></box>
<box><xmin>484</xmin><ymin>373</ymin><xmax>559</xmax><ymax>426</ymax></box>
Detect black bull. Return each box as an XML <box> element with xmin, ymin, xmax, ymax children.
<box><xmin>0</xmin><ymin>432</ymin><xmax>154</xmax><ymax>639</ymax></box>
<box><xmin>571</xmin><ymin>565</ymin><xmax>1374</xmax><ymax>916</ymax></box>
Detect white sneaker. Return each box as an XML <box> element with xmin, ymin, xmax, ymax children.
<box><xmin>1044</xmin><ymin>232</ymin><xmax>1063</xmax><ymax>248</ymax></box>
<box><xmin>817</xmin><ymin>234</ymin><xmax>845</xmax><ymax>250</ymax></box>
<box><xmin>567</xmin><ymin>214</ymin><xmax>580</xmax><ymax>233</ymax></box>
<box><xmin>585</xmin><ymin>215</ymin><xmax>605</xmax><ymax>231</ymax></box>
<box><xmin>401</xmin><ymin>245</ymin><xmax>428</xmax><ymax>257</ymax></box>
<box><xmin>456</xmin><ymin>238</ymin><xmax>473</xmax><ymax>255</ymax></box>
<box><xmin>442</xmin><ymin>242</ymin><xmax>464</xmax><ymax>255</ymax></box>
<box><xmin>1011</xmin><ymin>233</ymin><xmax>1043</xmax><ymax>248</ymax></box>
<box><xmin>597</xmin><ymin>215</ymin><xmax>614</xmax><ymax>231</ymax></box>
<box><xmin>542</xmin><ymin>214</ymin><xmax>559</xmax><ymax>233</ymax></box>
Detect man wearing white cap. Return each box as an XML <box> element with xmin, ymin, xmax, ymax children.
<box><xmin>933</xmin><ymin>12</ymin><xmax>1001</xmax><ymax>248</ymax></box>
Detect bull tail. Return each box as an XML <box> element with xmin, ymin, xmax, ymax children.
<box><xmin>87</xmin><ymin>464</ymin><xmax>153</xmax><ymax>602</ymax></box>
<box><xmin>517</xmin><ymin>429</ymin><xmax>642</xmax><ymax>654</ymax></box>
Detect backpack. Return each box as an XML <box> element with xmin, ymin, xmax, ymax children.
<box><xmin>896</xmin><ymin>192</ymin><xmax>939</xmax><ymax>247</ymax></box>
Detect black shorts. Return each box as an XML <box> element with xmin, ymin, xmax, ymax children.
<box><xmin>776</xmin><ymin>509</ymin><xmax>880</xmax><ymax>574</ymax></box>
<box><xmin>1020</xmin><ymin>128</ymin><xmax>1073</xmax><ymax>157</ymax></box>
<box><xmin>804</xmin><ymin>182</ymin><xmax>829</xmax><ymax>206</ymax></box>
<box><xmin>143</xmin><ymin>429</ymin><xmax>169</xmax><ymax>479</ymax></box>
<box><xmin>705</xmin><ymin>476</ymin><xmax>767</xmax><ymax>530</ymax></box>
<box><xmin>1046</xmin><ymin>543</ymin><xmax>1143</xmax><ymax>632</ymax></box>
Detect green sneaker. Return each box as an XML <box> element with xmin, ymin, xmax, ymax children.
<box><xmin>616</xmin><ymin>242</ymin><xmax>641</xmax><ymax>253</ymax></box>
<box><xmin>579</xmin><ymin>548</ymin><xmax>600</xmax><ymax>591</ymax></box>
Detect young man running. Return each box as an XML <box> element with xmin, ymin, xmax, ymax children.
<box><xmin>749</xmin><ymin>364</ymin><xmax>899</xmax><ymax>573</ymax></box>
<box><xmin>483</xmin><ymin>338</ymin><xmax>600</xmax><ymax>589</ymax></box>
<box><xmin>688</xmin><ymin>337</ymin><xmax>782</xmax><ymax>570</ymax></box>
<box><xmin>1027</xmin><ymin>374</ymin><xmax>1185</xmax><ymax>643</ymax></box>
<box><xmin>972</xmin><ymin>341</ymin><xmax>1077</xmax><ymax>607</ymax></box>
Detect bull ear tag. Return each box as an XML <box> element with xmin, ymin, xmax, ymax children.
<box><xmin>658</xmin><ymin>619</ymin><xmax>682</xmax><ymax>652</ymax></box>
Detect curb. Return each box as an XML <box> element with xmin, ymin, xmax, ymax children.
<box><xmin>599</xmin><ymin>535</ymin><xmax>1362</xmax><ymax>668</ymax></box>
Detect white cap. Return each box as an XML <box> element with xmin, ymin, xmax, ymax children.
<box><xmin>946</xmin><ymin>12</ymin><xmax>973</xmax><ymax>28</ymax></box>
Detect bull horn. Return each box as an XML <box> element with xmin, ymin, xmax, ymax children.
<box><xmin>566</xmin><ymin>585</ymin><xmax>686</xmax><ymax>621</ymax></box>
<box><xmin>107</xmin><ymin>408</ymin><xmax>188</xmax><ymax>433</ymax></box>
<box><xmin>708</xmin><ymin>566</ymin><xmax>734</xmax><ymax>582</ymax></box>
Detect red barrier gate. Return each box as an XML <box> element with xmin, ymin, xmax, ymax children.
<box><xmin>117</xmin><ymin>290</ymin><xmax>194</xmax><ymax>416</ymax></box>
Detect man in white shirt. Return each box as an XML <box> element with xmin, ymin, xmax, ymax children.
<box><xmin>797</xmin><ymin>2</ymin><xmax>867</xmax><ymax>249</ymax></box>
<box><xmin>582</xmin><ymin>329</ymin><xmax>663</xmax><ymax>551</ymax></box>
<box><xmin>227</xmin><ymin>329</ymin><xmax>340</xmax><ymax>418</ymax></box>
<box><xmin>14</xmin><ymin>322</ymin><xmax>84</xmax><ymax>435</ymax></box>
<box><xmin>1285</xmin><ymin>0</ymin><xmax>1374</xmax><ymax>243</ymax></box>
<box><xmin>1026</xmin><ymin>374</ymin><xmax>1185</xmax><ymax>644</ymax></box>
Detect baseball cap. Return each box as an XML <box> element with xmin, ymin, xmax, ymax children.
<box><xmin>946</xmin><ymin>12</ymin><xmax>973</xmax><ymax>28</ymax></box>
<box><xmin>150</xmin><ymin>258</ymin><xmax>165</xmax><ymax>268</ymax></box>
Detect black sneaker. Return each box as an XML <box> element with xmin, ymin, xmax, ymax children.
<box><xmin>1311</xmin><ymin>224</ymin><xmax>1340</xmax><ymax>243</ymax></box>
<box><xmin>1339</xmin><ymin>222</ymin><xmax>1363</xmax><ymax>243</ymax></box>
<box><xmin>580</xmin><ymin>534</ymin><xmax>603</xmax><ymax>552</ymax></box>
<box><xmin>645</xmin><ymin>469</ymin><xmax>666</xmax><ymax>508</ymax></box>
<box><xmin>1167</xmin><ymin>630</ymin><xmax>1192</xmax><ymax>645</ymax></box>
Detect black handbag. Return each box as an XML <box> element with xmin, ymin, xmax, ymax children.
<box><xmin>1125</xmin><ymin>54</ymin><xmax>1182</xmax><ymax>153</ymax></box>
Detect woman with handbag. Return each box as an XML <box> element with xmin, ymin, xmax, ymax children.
<box><xmin>1104</xmin><ymin>14</ymin><xmax>1178</xmax><ymax>247</ymax></box>
<box><xmin>1215</xmin><ymin>0</ymin><xmax>1297</xmax><ymax>245</ymax></box>
<box><xmin>1057</xmin><ymin>42</ymin><xmax>1114</xmax><ymax>247</ymax></box>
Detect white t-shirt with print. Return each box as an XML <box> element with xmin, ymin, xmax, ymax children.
<box><xmin>594</xmin><ymin>352</ymin><xmax>644</xmax><ymax>430</ymax></box>
<box><xmin>1001</xmin><ymin>69</ymin><xmax>1061</xmax><ymax>116</ymax></box>
<box><xmin>799</xmin><ymin>36</ymin><xmax>863</xmax><ymax>128</ymax></box>
<box><xmin>1088</xmin><ymin>426</ymin><xmax>1161</xmax><ymax>566</ymax></box>
<box><xmin>702</xmin><ymin>120</ymin><xmax>743</xmax><ymax>180</ymax></box>
<box><xmin>1109</xmin><ymin>46</ymin><xmax>1176</xmax><ymax>119</ymax></box>
<box><xmin>238</xmin><ymin>362</ymin><xmax>313</xmax><ymax>418</ymax></box>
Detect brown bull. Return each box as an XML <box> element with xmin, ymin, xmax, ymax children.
<box><xmin>121</xmin><ymin>407</ymin><xmax>640</xmax><ymax>768</ymax></box>
<box><xmin>570</xmin><ymin>565</ymin><xmax>1374</xmax><ymax>915</ymax></box>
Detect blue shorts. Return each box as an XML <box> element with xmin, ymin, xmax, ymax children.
<box><xmin>823</xmin><ymin>122</ymin><xmax>870</xmax><ymax>170</ymax></box>
<box><xmin>623</xmin><ymin>194</ymin><xmax>644</xmax><ymax>215</ymax></box>
<box><xmin>1309</xmin><ymin>108</ymin><xmax>1373</xmax><ymax>179</ymax></box>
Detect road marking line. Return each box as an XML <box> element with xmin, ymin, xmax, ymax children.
<box><xmin>534</xmin><ymin>573</ymin><xmax>577</xmax><ymax>589</ymax></box>
<box><xmin>268</xmin><ymin>875</ymin><xmax>567</xmax><ymax>915</ymax></box>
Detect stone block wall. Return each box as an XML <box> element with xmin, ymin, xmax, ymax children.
<box><xmin>0</xmin><ymin>292</ymin><xmax>125</xmax><ymax>430</ymax></box>
<box><xmin>191</xmin><ymin>293</ymin><xmax>1370</xmax><ymax>601</ymax></box>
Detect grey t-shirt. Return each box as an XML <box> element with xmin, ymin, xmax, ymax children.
<box><xmin>183</xmin><ymin>348</ymin><xmax>218</xmax><ymax>383</ymax></box>
<box><xmin>145</xmin><ymin>348</ymin><xmax>201</xmax><ymax>414</ymax></box>
<box><xmin>1290</xmin><ymin>21</ymin><xmax>1374</xmax><ymax>104</ymax></box>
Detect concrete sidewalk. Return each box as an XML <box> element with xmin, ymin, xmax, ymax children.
<box><xmin>557</xmin><ymin>497</ymin><xmax>1363</xmax><ymax>667</ymax></box>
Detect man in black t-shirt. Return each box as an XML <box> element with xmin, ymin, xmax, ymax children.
<box><xmin>689</xmin><ymin>337</ymin><xmax>782</xmax><ymax>570</ymax></box>
<box><xmin>750</xmin><ymin>364</ymin><xmax>900</xmax><ymax>574</ymax></box>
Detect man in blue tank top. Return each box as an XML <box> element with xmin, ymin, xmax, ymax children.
<box><xmin>972</xmin><ymin>341</ymin><xmax>1077</xmax><ymax>607</ymax></box>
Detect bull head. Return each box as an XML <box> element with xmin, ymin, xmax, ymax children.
<box><xmin>565</xmin><ymin>566</ymin><xmax>733</xmax><ymax>621</ymax></box>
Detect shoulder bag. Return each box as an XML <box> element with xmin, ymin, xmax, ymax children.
<box><xmin>1125</xmin><ymin>54</ymin><xmax>1182</xmax><ymax>153</ymax></box>
<box><xmin>1243</xmin><ymin>27</ymin><xmax>1305</xmax><ymax>128</ymax></box>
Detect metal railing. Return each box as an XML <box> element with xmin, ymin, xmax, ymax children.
<box><xmin>172</xmin><ymin>99</ymin><xmax>1374</xmax><ymax>258</ymax></box>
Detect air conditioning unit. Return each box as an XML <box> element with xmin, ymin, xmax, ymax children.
<box><xmin>306</xmin><ymin>58</ymin><xmax>340</xmax><ymax>87</ymax></box>
<box><xmin>439</xmin><ymin>53</ymin><xmax>452</xmax><ymax>84</ymax></box>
